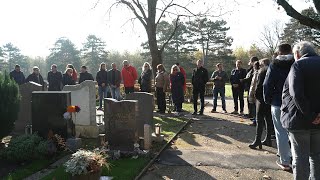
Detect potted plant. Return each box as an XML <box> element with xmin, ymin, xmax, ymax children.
<box><xmin>64</xmin><ymin>149</ymin><xmax>109</xmax><ymax>180</ymax></box>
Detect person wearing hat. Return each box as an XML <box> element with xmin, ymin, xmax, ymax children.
<box><xmin>26</xmin><ymin>66</ymin><xmax>44</xmax><ymax>86</ymax></box>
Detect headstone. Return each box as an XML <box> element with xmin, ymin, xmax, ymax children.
<box><xmin>63</xmin><ymin>81</ymin><xmax>98</xmax><ymax>138</ymax></box>
<box><xmin>66</xmin><ymin>138</ymin><xmax>82</xmax><ymax>152</ymax></box>
<box><xmin>144</xmin><ymin>124</ymin><xmax>152</xmax><ymax>150</ymax></box>
<box><xmin>14</xmin><ymin>82</ymin><xmax>43</xmax><ymax>135</ymax></box>
<box><xmin>104</xmin><ymin>98</ymin><xmax>138</xmax><ymax>151</ymax></box>
<box><xmin>32</xmin><ymin>91</ymin><xmax>72</xmax><ymax>139</ymax></box>
<box><xmin>125</xmin><ymin>92</ymin><xmax>154</xmax><ymax>137</ymax></box>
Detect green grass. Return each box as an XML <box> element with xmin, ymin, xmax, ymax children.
<box><xmin>42</xmin><ymin>114</ymin><xmax>189</xmax><ymax>180</ymax></box>
<box><xmin>4</xmin><ymin>152</ymin><xmax>68</xmax><ymax>180</ymax></box>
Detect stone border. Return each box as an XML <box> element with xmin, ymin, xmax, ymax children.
<box><xmin>134</xmin><ymin>115</ymin><xmax>192</xmax><ymax>180</ymax></box>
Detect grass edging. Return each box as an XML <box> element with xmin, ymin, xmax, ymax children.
<box><xmin>134</xmin><ymin>116</ymin><xmax>192</xmax><ymax>180</ymax></box>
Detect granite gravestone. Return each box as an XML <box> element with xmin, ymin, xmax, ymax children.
<box><xmin>63</xmin><ymin>81</ymin><xmax>98</xmax><ymax>138</ymax></box>
<box><xmin>32</xmin><ymin>91</ymin><xmax>72</xmax><ymax>139</ymax></box>
<box><xmin>125</xmin><ymin>92</ymin><xmax>154</xmax><ymax>137</ymax></box>
<box><xmin>104</xmin><ymin>98</ymin><xmax>138</xmax><ymax>151</ymax></box>
<box><xmin>13</xmin><ymin>82</ymin><xmax>43</xmax><ymax>135</ymax></box>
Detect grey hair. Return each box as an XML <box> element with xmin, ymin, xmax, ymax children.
<box><xmin>293</xmin><ymin>41</ymin><xmax>317</xmax><ymax>57</ymax></box>
<box><xmin>170</xmin><ymin>64</ymin><xmax>180</xmax><ymax>74</ymax></box>
<box><xmin>142</xmin><ymin>62</ymin><xmax>151</xmax><ymax>72</ymax></box>
<box><xmin>122</xmin><ymin>60</ymin><xmax>129</xmax><ymax>65</ymax></box>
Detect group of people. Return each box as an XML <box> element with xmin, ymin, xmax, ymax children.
<box><xmin>227</xmin><ymin>41</ymin><xmax>320</xmax><ymax>180</ymax></box>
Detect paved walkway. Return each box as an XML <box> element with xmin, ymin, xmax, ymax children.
<box><xmin>141</xmin><ymin>99</ymin><xmax>292</xmax><ymax>180</ymax></box>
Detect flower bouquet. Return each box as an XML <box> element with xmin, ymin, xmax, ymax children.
<box><xmin>63</xmin><ymin>105</ymin><xmax>81</xmax><ymax>137</ymax></box>
<box><xmin>64</xmin><ymin>149</ymin><xmax>109</xmax><ymax>180</ymax></box>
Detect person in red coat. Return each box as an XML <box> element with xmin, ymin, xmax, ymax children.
<box><xmin>66</xmin><ymin>64</ymin><xmax>78</xmax><ymax>82</ymax></box>
<box><xmin>121</xmin><ymin>60</ymin><xmax>138</xmax><ymax>94</ymax></box>
<box><xmin>176</xmin><ymin>63</ymin><xmax>187</xmax><ymax>92</ymax></box>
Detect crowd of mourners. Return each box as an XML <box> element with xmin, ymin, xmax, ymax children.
<box><xmin>9</xmin><ymin>41</ymin><xmax>320</xmax><ymax>179</ymax></box>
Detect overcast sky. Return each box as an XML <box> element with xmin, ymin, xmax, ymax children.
<box><xmin>0</xmin><ymin>0</ymin><xmax>311</xmax><ymax>57</ymax></box>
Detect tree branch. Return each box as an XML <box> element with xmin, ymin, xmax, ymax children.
<box><xmin>314</xmin><ymin>0</ymin><xmax>320</xmax><ymax>14</ymax></box>
<box><xmin>119</xmin><ymin>0</ymin><xmax>147</xmax><ymax>28</ymax></box>
<box><xmin>277</xmin><ymin>0</ymin><xmax>320</xmax><ymax>30</ymax></box>
<box><xmin>156</xmin><ymin>0</ymin><xmax>174</xmax><ymax>26</ymax></box>
<box><xmin>159</xmin><ymin>16</ymin><xmax>180</xmax><ymax>53</ymax></box>
<box><xmin>132</xmin><ymin>0</ymin><xmax>148</xmax><ymax>21</ymax></box>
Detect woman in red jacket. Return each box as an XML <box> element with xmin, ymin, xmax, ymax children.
<box><xmin>66</xmin><ymin>64</ymin><xmax>78</xmax><ymax>82</ymax></box>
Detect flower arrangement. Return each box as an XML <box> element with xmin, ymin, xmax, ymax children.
<box><xmin>63</xmin><ymin>105</ymin><xmax>81</xmax><ymax>120</ymax></box>
<box><xmin>64</xmin><ymin>149</ymin><xmax>109</xmax><ymax>177</ymax></box>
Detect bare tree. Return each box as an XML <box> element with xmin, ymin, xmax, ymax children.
<box><xmin>106</xmin><ymin>0</ymin><xmax>231</xmax><ymax>73</ymax></box>
<box><xmin>259</xmin><ymin>21</ymin><xmax>283</xmax><ymax>57</ymax></box>
<box><xmin>276</xmin><ymin>0</ymin><xmax>320</xmax><ymax>30</ymax></box>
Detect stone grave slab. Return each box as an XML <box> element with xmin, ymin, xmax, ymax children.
<box><xmin>125</xmin><ymin>92</ymin><xmax>154</xmax><ymax>137</ymax></box>
<box><xmin>104</xmin><ymin>98</ymin><xmax>138</xmax><ymax>151</ymax></box>
<box><xmin>32</xmin><ymin>91</ymin><xmax>72</xmax><ymax>139</ymax></box>
<box><xmin>14</xmin><ymin>82</ymin><xmax>43</xmax><ymax>135</ymax></box>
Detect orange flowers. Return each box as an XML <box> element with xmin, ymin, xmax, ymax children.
<box><xmin>67</xmin><ymin>105</ymin><xmax>81</xmax><ymax>113</ymax></box>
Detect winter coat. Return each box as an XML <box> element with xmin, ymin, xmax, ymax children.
<box><xmin>192</xmin><ymin>66</ymin><xmax>209</xmax><ymax>90</ymax></box>
<box><xmin>9</xmin><ymin>70</ymin><xmax>25</xmax><ymax>85</ymax></box>
<box><xmin>47</xmin><ymin>71</ymin><xmax>62</xmax><ymax>91</ymax></box>
<box><xmin>255</xmin><ymin>66</ymin><xmax>268</xmax><ymax>102</ymax></box>
<box><xmin>79</xmin><ymin>71</ymin><xmax>94</xmax><ymax>84</ymax></box>
<box><xmin>138</xmin><ymin>69</ymin><xmax>152</xmax><ymax>92</ymax></box>
<box><xmin>107</xmin><ymin>69</ymin><xmax>122</xmax><ymax>87</ymax></box>
<box><xmin>263</xmin><ymin>54</ymin><xmax>294</xmax><ymax>106</ymax></box>
<box><xmin>155</xmin><ymin>71</ymin><xmax>169</xmax><ymax>91</ymax></box>
<box><xmin>121</xmin><ymin>66</ymin><xmax>138</xmax><ymax>87</ymax></box>
<box><xmin>248</xmin><ymin>70</ymin><xmax>259</xmax><ymax>104</ymax></box>
<box><xmin>230</xmin><ymin>68</ymin><xmax>247</xmax><ymax>89</ymax></box>
<box><xmin>179</xmin><ymin>66</ymin><xmax>187</xmax><ymax>91</ymax></box>
<box><xmin>26</xmin><ymin>73</ymin><xmax>44</xmax><ymax>86</ymax></box>
<box><xmin>62</xmin><ymin>73</ymin><xmax>76</xmax><ymax>86</ymax></box>
<box><xmin>170</xmin><ymin>72</ymin><xmax>185</xmax><ymax>104</ymax></box>
<box><xmin>242</xmin><ymin>66</ymin><xmax>254</xmax><ymax>91</ymax></box>
<box><xmin>281</xmin><ymin>53</ymin><xmax>320</xmax><ymax>130</ymax></box>
<box><xmin>211</xmin><ymin>70</ymin><xmax>228</xmax><ymax>88</ymax></box>
<box><xmin>96</xmin><ymin>70</ymin><xmax>108</xmax><ymax>87</ymax></box>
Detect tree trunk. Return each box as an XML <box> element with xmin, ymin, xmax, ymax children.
<box><xmin>147</xmin><ymin>31</ymin><xmax>162</xmax><ymax>77</ymax></box>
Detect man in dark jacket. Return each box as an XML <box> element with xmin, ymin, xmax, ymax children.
<box><xmin>96</xmin><ymin>63</ymin><xmax>108</xmax><ymax>110</ymax></box>
<box><xmin>192</xmin><ymin>60</ymin><xmax>209</xmax><ymax>115</ymax></box>
<box><xmin>108</xmin><ymin>63</ymin><xmax>122</xmax><ymax>101</ymax></box>
<box><xmin>26</xmin><ymin>66</ymin><xmax>44</xmax><ymax>85</ymax></box>
<box><xmin>281</xmin><ymin>41</ymin><xmax>320</xmax><ymax>179</ymax></box>
<box><xmin>241</xmin><ymin>57</ymin><xmax>259</xmax><ymax>118</ymax></box>
<box><xmin>10</xmin><ymin>64</ymin><xmax>25</xmax><ymax>85</ymax></box>
<box><xmin>263</xmin><ymin>43</ymin><xmax>293</xmax><ymax>171</ymax></box>
<box><xmin>47</xmin><ymin>64</ymin><xmax>62</xmax><ymax>91</ymax></box>
<box><xmin>79</xmin><ymin>65</ymin><xmax>94</xmax><ymax>84</ymax></box>
<box><xmin>230</xmin><ymin>60</ymin><xmax>247</xmax><ymax>114</ymax></box>
<box><xmin>211</xmin><ymin>63</ymin><xmax>228</xmax><ymax>113</ymax></box>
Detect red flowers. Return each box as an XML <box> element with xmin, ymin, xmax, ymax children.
<box><xmin>67</xmin><ymin>105</ymin><xmax>81</xmax><ymax>113</ymax></box>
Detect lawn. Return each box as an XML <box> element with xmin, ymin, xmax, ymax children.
<box><xmin>42</xmin><ymin>108</ymin><xmax>191</xmax><ymax>180</ymax></box>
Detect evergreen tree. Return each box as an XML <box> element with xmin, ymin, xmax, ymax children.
<box><xmin>2</xmin><ymin>43</ymin><xmax>29</xmax><ymax>73</ymax></box>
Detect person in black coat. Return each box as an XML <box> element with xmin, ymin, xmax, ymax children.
<box><xmin>281</xmin><ymin>41</ymin><xmax>320</xmax><ymax>179</ymax></box>
<box><xmin>9</xmin><ymin>64</ymin><xmax>25</xmax><ymax>85</ymax></box>
<box><xmin>192</xmin><ymin>60</ymin><xmax>209</xmax><ymax>115</ymax></box>
<box><xmin>230</xmin><ymin>60</ymin><xmax>247</xmax><ymax>114</ymax></box>
<box><xmin>96</xmin><ymin>63</ymin><xmax>108</xmax><ymax>110</ymax></box>
<box><xmin>79</xmin><ymin>65</ymin><xmax>94</xmax><ymax>84</ymax></box>
<box><xmin>26</xmin><ymin>66</ymin><xmax>44</xmax><ymax>86</ymax></box>
<box><xmin>170</xmin><ymin>65</ymin><xmax>185</xmax><ymax>113</ymax></box>
<box><xmin>249</xmin><ymin>58</ymin><xmax>273</xmax><ymax>149</ymax></box>
<box><xmin>47</xmin><ymin>64</ymin><xmax>62</xmax><ymax>91</ymax></box>
<box><xmin>62</xmin><ymin>68</ymin><xmax>76</xmax><ymax>86</ymax></box>
<box><xmin>138</xmin><ymin>62</ymin><xmax>152</xmax><ymax>93</ymax></box>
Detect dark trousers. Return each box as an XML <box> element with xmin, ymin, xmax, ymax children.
<box><xmin>175</xmin><ymin>103</ymin><xmax>183</xmax><ymax>112</ymax></box>
<box><xmin>156</xmin><ymin>87</ymin><xmax>166</xmax><ymax>112</ymax></box>
<box><xmin>232</xmin><ymin>87</ymin><xmax>244</xmax><ymax>112</ymax></box>
<box><xmin>247</xmin><ymin>93</ymin><xmax>255</xmax><ymax>118</ymax></box>
<box><xmin>193</xmin><ymin>88</ymin><xmax>205</xmax><ymax>113</ymax></box>
<box><xmin>125</xmin><ymin>86</ymin><xmax>134</xmax><ymax>94</ymax></box>
<box><xmin>255</xmin><ymin>99</ymin><xmax>272</xmax><ymax>142</ymax></box>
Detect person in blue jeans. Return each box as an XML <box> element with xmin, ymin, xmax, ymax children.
<box><xmin>281</xmin><ymin>41</ymin><xmax>320</xmax><ymax>180</ymax></box>
<box><xmin>211</xmin><ymin>63</ymin><xmax>228</xmax><ymax>113</ymax></box>
<box><xmin>263</xmin><ymin>43</ymin><xmax>294</xmax><ymax>171</ymax></box>
<box><xmin>96</xmin><ymin>63</ymin><xmax>109</xmax><ymax>110</ymax></box>
<box><xmin>108</xmin><ymin>63</ymin><xmax>122</xmax><ymax>101</ymax></box>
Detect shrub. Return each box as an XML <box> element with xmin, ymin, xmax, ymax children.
<box><xmin>0</xmin><ymin>72</ymin><xmax>20</xmax><ymax>139</ymax></box>
<box><xmin>3</xmin><ymin>134</ymin><xmax>46</xmax><ymax>162</ymax></box>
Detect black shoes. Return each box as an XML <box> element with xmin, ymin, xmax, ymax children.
<box><xmin>192</xmin><ymin>112</ymin><xmax>197</xmax><ymax>115</ymax></box>
<box><xmin>249</xmin><ymin>141</ymin><xmax>262</xmax><ymax>149</ymax></box>
<box><xmin>262</xmin><ymin>139</ymin><xmax>272</xmax><ymax>147</ymax></box>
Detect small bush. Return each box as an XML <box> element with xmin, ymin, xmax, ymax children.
<box><xmin>0</xmin><ymin>72</ymin><xmax>20</xmax><ymax>139</ymax></box>
<box><xmin>3</xmin><ymin>134</ymin><xmax>46</xmax><ymax>162</ymax></box>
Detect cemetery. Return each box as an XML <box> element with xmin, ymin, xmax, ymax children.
<box><xmin>0</xmin><ymin>75</ymin><xmax>192</xmax><ymax>180</ymax></box>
